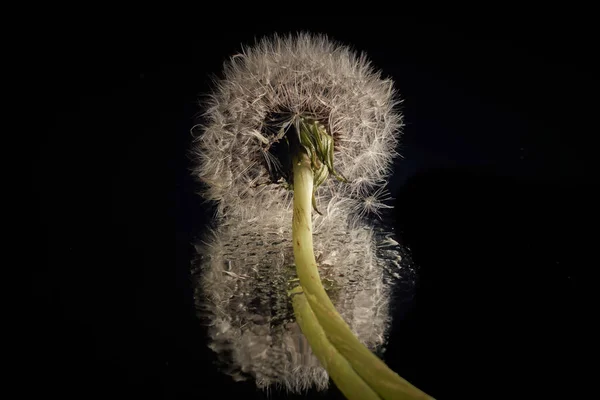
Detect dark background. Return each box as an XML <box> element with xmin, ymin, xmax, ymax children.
<box><xmin>32</xmin><ymin>14</ymin><xmax>598</xmax><ymax>399</ymax></box>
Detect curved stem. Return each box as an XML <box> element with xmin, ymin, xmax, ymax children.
<box><xmin>290</xmin><ymin>286</ymin><xmax>381</xmax><ymax>400</ymax></box>
<box><xmin>292</xmin><ymin>151</ymin><xmax>433</xmax><ymax>400</ymax></box>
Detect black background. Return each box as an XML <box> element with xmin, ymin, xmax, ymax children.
<box><xmin>33</xmin><ymin>14</ymin><xmax>598</xmax><ymax>399</ymax></box>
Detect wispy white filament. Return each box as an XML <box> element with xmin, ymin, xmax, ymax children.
<box><xmin>191</xmin><ymin>33</ymin><xmax>405</xmax><ymax>392</ymax></box>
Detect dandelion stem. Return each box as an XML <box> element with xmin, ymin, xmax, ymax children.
<box><xmin>290</xmin><ymin>286</ymin><xmax>381</xmax><ymax>400</ymax></box>
<box><xmin>291</xmin><ymin>149</ymin><xmax>433</xmax><ymax>400</ymax></box>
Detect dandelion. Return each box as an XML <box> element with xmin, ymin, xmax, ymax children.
<box><xmin>192</xmin><ymin>33</ymin><xmax>432</xmax><ymax>399</ymax></box>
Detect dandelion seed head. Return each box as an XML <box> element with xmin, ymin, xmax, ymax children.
<box><xmin>192</xmin><ymin>32</ymin><xmax>402</xmax><ymax>221</ymax></box>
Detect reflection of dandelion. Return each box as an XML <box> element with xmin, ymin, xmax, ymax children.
<box><xmin>191</xmin><ymin>33</ymin><xmax>413</xmax><ymax>393</ymax></box>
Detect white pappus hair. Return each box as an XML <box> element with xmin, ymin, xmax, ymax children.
<box><xmin>191</xmin><ymin>33</ymin><xmax>406</xmax><ymax>393</ymax></box>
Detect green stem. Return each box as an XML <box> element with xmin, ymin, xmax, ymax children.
<box><xmin>290</xmin><ymin>286</ymin><xmax>381</xmax><ymax>400</ymax></box>
<box><xmin>292</xmin><ymin>151</ymin><xmax>433</xmax><ymax>400</ymax></box>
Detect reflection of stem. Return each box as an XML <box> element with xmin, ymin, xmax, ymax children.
<box><xmin>291</xmin><ymin>149</ymin><xmax>433</xmax><ymax>400</ymax></box>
